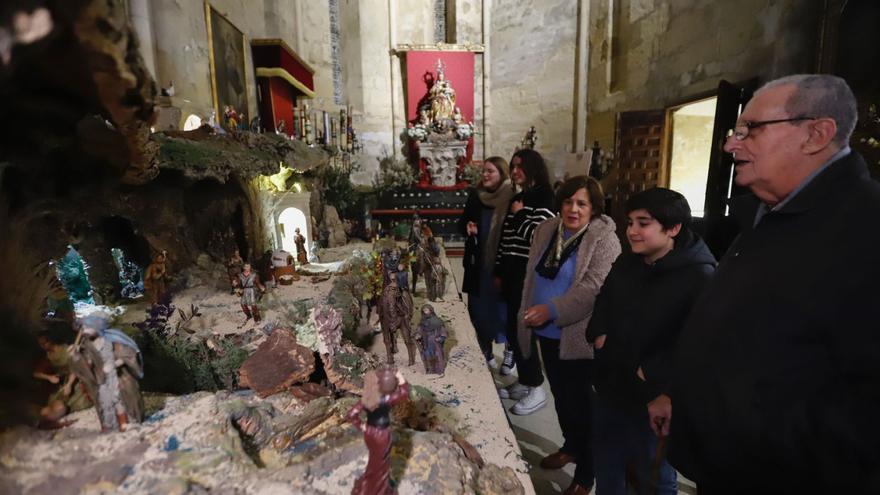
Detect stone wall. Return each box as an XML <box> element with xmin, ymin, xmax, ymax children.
<box><xmin>586</xmin><ymin>0</ymin><xmax>823</xmax><ymax>150</ymax></box>
<box><xmin>140</xmin><ymin>0</ymin><xmax>594</xmax><ymax>184</ymax></box>
<box><xmin>149</xmin><ymin>0</ymin><xmax>305</xmax><ymax>127</ymax></box>
<box><xmin>489</xmin><ymin>0</ymin><xmax>579</xmax><ymax>178</ymax></box>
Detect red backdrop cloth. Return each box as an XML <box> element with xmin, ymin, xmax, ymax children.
<box><xmin>270</xmin><ymin>78</ymin><xmax>294</xmax><ymax>135</ymax></box>
<box><xmin>405</xmin><ymin>51</ymin><xmax>474</xmax><ymax>122</ymax></box>
<box><xmin>405</xmin><ymin>51</ymin><xmax>475</xmax><ymax>190</ymax></box>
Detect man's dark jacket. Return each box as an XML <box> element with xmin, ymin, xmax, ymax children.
<box><xmin>669</xmin><ymin>151</ymin><xmax>880</xmax><ymax>494</ymax></box>
<box><xmin>586</xmin><ymin>232</ymin><xmax>715</xmax><ymax>414</ymax></box>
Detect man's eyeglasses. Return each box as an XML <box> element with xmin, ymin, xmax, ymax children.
<box><xmin>726</xmin><ymin>116</ymin><xmax>816</xmax><ymax>141</ymax></box>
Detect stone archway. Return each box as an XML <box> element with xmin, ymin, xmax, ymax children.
<box><xmin>263</xmin><ymin>191</ymin><xmax>313</xmax><ymax>254</ymax></box>
<box><xmin>277</xmin><ymin>207</ymin><xmax>309</xmax><ymax>254</ymax></box>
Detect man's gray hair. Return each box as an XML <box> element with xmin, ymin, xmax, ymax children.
<box><xmin>759</xmin><ymin>74</ymin><xmax>857</xmax><ymax>146</ymax></box>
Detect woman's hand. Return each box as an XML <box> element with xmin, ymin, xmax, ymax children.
<box><xmin>523</xmin><ymin>304</ymin><xmax>551</xmax><ymax>327</ymax></box>
<box><xmin>466</xmin><ymin>221</ymin><xmax>478</xmax><ymax>236</ymax></box>
<box><xmin>510</xmin><ymin>200</ymin><xmax>524</xmax><ymax>214</ymax></box>
<box><xmin>594</xmin><ymin>334</ymin><xmax>607</xmax><ymax>349</ymax></box>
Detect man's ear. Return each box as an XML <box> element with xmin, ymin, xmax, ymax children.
<box><xmin>668</xmin><ymin>223</ymin><xmax>683</xmax><ymax>238</ymax></box>
<box><xmin>802</xmin><ymin>117</ymin><xmax>838</xmax><ymax>154</ymax></box>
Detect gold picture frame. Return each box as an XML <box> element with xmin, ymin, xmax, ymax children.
<box><xmin>205</xmin><ymin>1</ymin><xmax>249</xmax><ymax>122</ymax></box>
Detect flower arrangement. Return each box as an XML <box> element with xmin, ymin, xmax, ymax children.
<box><xmin>373</xmin><ymin>153</ymin><xmax>415</xmax><ymax>194</ymax></box>
<box><xmin>461</xmin><ymin>161</ymin><xmax>481</xmax><ymax>186</ymax></box>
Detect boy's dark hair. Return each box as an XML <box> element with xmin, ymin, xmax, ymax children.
<box><xmin>556</xmin><ymin>175</ymin><xmax>605</xmax><ymax>218</ymax></box>
<box><xmin>625</xmin><ymin>187</ymin><xmax>692</xmax><ymax>232</ymax></box>
<box><xmin>510</xmin><ymin>149</ymin><xmax>551</xmax><ymax>191</ymax></box>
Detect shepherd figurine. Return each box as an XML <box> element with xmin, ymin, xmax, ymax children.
<box><xmin>345</xmin><ymin>367</ymin><xmax>410</xmax><ymax>495</ymax></box>
<box><xmin>416</xmin><ymin>304</ymin><xmax>447</xmax><ymax>374</ymax></box>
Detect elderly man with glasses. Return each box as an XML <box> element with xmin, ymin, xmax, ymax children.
<box><xmin>666</xmin><ymin>74</ymin><xmax>880</xmax><ymax>494</ymax></box>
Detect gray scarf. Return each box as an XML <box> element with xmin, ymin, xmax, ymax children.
<box><xmin>477</xmin><ymin>180</ymin><xmax>514</xmax><ymax>269</ymax></box>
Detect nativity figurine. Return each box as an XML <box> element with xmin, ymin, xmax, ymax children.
<box><xmin>33</xmin><ymin>332</ymin><xmax>92</xmax><ymax>428</ymax></box>
<box><xmin>423</xmin><ymin>233</ymin><xmax>447</xmax><ymax>302</ymax></box>
<box><xmin>143</xmin><ymin>250</ymin><xmax>168</xmax><ymax>306</ymax></box>
<box><xmin>416</xmin><ymin>305</ymin><xmax>447</xmax><ymax>374</ymax></box>
<box><xmin>345</xmin><ymin>367</ymin><xmax>410</xmax><ymax>495</ymax></box>
<box><xmin>235</xmin><ymin>262</ymin><xmax>266</xmax><ymax>328</ymax></box>
<box><xmin>379</xmin><ymin>249</ymin><xmax>416</xmax><ymax>366</ymax></box>
<box><xmin>412</xmin><ymin>224</ymin><xmax>446</xmax><ymax>301</ymax></box>
<box><xmin>294</xmin><ymin>228</ymin><xmax>308</xmax><ymax>265</ymax></box>
<box><xmin>69</xmin><ymin>314</ymin><xmax>144</xmax><ymax>432</ymax></box>
<box><xmin>226</xmin><ymin>248</ymin><xmax>244</xmax><ymax>294</ymax></box>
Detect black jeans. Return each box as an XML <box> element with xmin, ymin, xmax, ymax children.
<box><xmin>503</xmin><ymin>278</ymin><xmax>544</xmax><ymax>387</ymax></box>
<box><xmin>539</xmin><ymin>336</ymin><xmax>595</xmax><ymax>487</ymax></box>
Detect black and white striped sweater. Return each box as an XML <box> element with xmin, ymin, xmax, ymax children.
<box><xmin>494</xmin><ymin>184</ymin><xmax>556</xmax><ymax>279</ymax></box>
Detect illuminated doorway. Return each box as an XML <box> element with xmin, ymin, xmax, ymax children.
<box><xmin>277</xmin><ymin>207</ymin><xmax>308</xmax><ymax>254</ymax></box>
<box><xmin>667</xmin><ymin>97</ymin><xmax>717</xmax><ymax>217</ymax></box>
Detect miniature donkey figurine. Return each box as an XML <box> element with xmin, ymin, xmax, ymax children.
<box><xmin>379</xmin><ymin>249</ymin><xmax>416</xmax><ymax>366</ymax></box>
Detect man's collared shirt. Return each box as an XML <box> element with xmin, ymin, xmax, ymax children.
<box><xmin>753</xmin><ymin>146</ymin><xmax>851</xmax><ymax>226</ymax></box>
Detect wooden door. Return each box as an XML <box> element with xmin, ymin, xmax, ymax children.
<box><xmin>702</xmin><ymin>78</ymin><xmax>757</xmax><ymax>258</ymax></box>
<box><xmin>609</xmin><ymin>110</ymin><xmax>666</xmax><ymax>236</ymax></box>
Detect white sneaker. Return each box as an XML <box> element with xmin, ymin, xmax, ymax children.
<box><xmin>498</xmin><ymin>382</ymin><xmax>530</xmax><ymax>400</ymax></box>
<box><xmin>487</xmin><ymin>356</ymin><xmax>498</xmax><ymax>369</ymax></box>
<box><xmin>511</xmin><ymin>386</ymin><xmax>547</xmax><ymax>415</ymax></box>
<box><xmin>500</xmin><ymin>350</ymin><xmax>516</xmax><ymax>376</ymax></box>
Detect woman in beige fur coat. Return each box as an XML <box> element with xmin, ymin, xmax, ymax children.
<box><xmin>513</xmin><ymin>175</ymin><xmax>620</xmax><ymax>495</ymax></box>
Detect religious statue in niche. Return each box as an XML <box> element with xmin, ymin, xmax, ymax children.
<box><xmin>345</xmin><ymin>367</ymin><xmax>410</xmax><ymax>495</ymax></box>
<box><xmin>429</xmin><ymin>66</ymin><xmax>456</xmax><ymax>125</ymax></box>
<box><xmin>406</xmin><ymin>59</ymin><xmax>475</xmax><ymax>187</ymax></box>
<box><xmin>416</xmin><ymin>305</ymin><xmax>447</xmax><ymax>374</ymax></box>
<box><xmin>407</xmin><ymin>59</ymin><xmax>474</xmax><ymax>142</ymax></box>
<box><xmin>69</xmin><ymin>315</ymin><xmax>144</xmax><ymax>432</ymax></box>
<box><xmin>379</xmin><ymin>248</ymin><xmax>416</xmax><ymax>366</ymax></box>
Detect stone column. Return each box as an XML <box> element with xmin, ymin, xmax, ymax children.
<box><xmin>129</xmin><ymin>0</ymin><xmax>158</xmax><ymax>79</ymax></box>
<box><xmin>419</xmin><ymin>140</ymin><xmax>468</xmax><ymax>187</ymax></box>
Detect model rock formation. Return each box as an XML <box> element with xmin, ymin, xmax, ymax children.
<box><xmin>238</xmin><ymin>328</ymin><xmax>316</xmax><ymax>398</ymax></box>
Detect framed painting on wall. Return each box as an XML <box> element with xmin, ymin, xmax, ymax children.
<box><xmin>205</xmin><ymin>2</ymin><xmax>249</xmax><ymax>125</ymax></box>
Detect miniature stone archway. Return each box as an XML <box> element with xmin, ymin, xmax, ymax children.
<box><xmin>182</xmin><ymin>114</ymin><xmax>202</xmax><ymax>131</ymax></box>
<box><xmin>266</xmin><ymin>192</ymin><xmax>312</xmax><ymax>254</ymax></box>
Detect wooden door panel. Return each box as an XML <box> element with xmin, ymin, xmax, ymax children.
<box><xmin>610</xmin><ymin>110</ymin><xmax>666</xmax><ymax>235</ymax></box>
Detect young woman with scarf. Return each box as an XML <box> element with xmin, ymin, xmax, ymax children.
<box><xmin>494</xmin><ymin>149</ymin><xmax>556</xmax><ymax>410</ymax></box>
<box><xmin>517</xmin><ymin>175</ymin><xmax>621</xmax><ymax>495</ymax></box>
<box><xmin>459</xmin><ymin>156</ymin><xmax>514</xmax><ymax>367</ymax></box>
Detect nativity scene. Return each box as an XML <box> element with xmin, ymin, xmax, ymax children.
<box><xmin>1</xmin><ymin>1</ymin><xmax>879</xmax><ymax>495</ymax></box>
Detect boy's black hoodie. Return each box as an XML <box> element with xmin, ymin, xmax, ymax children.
<box><xmin>586</xmin><ymin>231</ymin><xmax>716</xmax><ymax>412</ymax></box>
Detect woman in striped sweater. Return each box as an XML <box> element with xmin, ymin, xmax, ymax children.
<box><xmin>494</xmin><ymin>149</ymin><xmax>556</xmax><ymax>415</ymax></box>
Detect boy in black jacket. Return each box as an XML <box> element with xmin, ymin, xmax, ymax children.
<box><xmin>585</xmin><ymin>188</ymin><xmax>715</xmax><ymax>495</ymax></box>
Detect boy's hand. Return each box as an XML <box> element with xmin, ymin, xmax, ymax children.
<box><xmin>647</xmin><ymin>394</ymin><xmax>672</xmax><ymax>437</ymax></box>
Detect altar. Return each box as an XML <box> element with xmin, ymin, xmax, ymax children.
<box><xmin>371</xmin><ymin>54</ymin><xmax>477</xmax><ymax>240</ymax></box>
